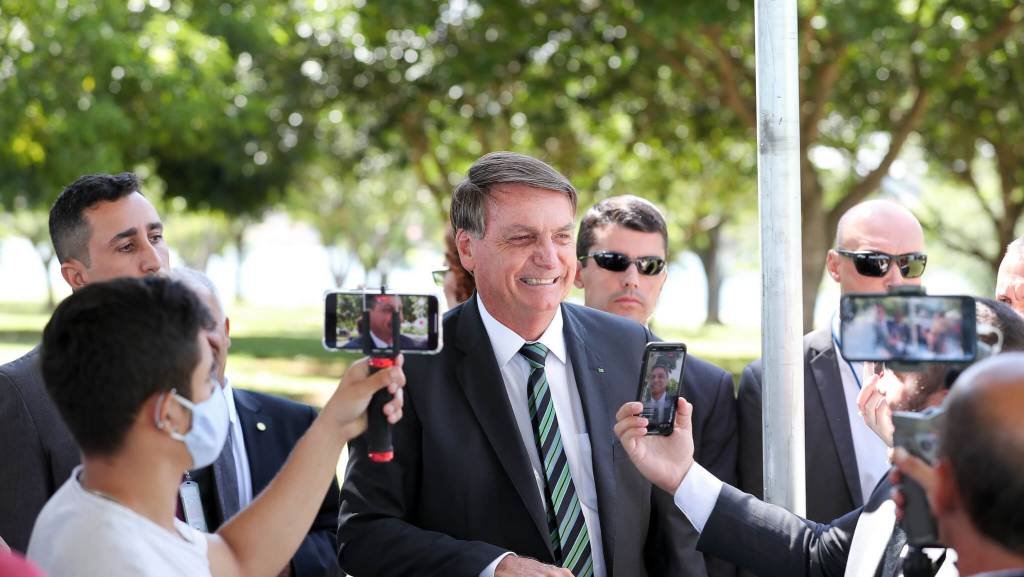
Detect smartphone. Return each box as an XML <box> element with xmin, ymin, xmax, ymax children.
<box><xmin>635</xmin><ymin>342</ymin><xmax>688</xmax><ymax>435</ymax></box>
<box><xmin>839</xmin><ymin>294</ymin><xmax>976</xmax><ymax>363</ymax></box>
<box><xmin>892</xmin><ymin>407</ymin><xmax>946</xmax><ymax>547</ymax></box>
<box><xmin>323</xmin><ymin>290</ymin><xmax>442</xmax><ymax>354</ymax></box>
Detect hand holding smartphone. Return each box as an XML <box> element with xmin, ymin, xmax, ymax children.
<box><xmin>636</xmin><ymin>342</ymin><xmax>688</xmax><ymax>435</ymax></box>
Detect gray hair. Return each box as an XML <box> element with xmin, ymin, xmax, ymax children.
<box><xmin>450</xmin><ymin>151</ymin><xmax>577</xmax><ymax>237</ymax></box>
<box><xmin>168</xmin><ymin>267</ymin><xmax>225</xmax><ymax>320</ymax></box>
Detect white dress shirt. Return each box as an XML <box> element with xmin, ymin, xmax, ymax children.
<box><xmin>221</xmin><ymin>380</ymin><xmax>254</xmax><ymax>509</ymax></box>
<box><xmin>476</xmin><ymin>297</ymin><xmax>606</xmax><ymax>577</ymax></box>
<box><xmin>831</xmin><ymin>313</ymin><xmax>892</xmax><ymax>504</ymax></box>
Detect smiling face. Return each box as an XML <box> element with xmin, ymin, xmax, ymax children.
<box><xmin>649</xmin><ymin>366</ymin><xmax>669</xmax><ymax>399</ymax></box>
<box><xmin>456</xmin><ymin>184</ymin><xmax>576</xmax><ymax>340</ymax></box>
<box><xmin>574</xmin><ymin>224</ymin><xmax>667</xmax><ymax>325</ymax></box>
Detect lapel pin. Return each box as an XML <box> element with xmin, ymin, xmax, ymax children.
<box><xmin>256</xmin><ymin>422</ymin><xmax>267</xmax><ymax>431</ymax></box>
<box><xmin>597</xmin><ymin>368</ymin><xmax>605</xmax><ymax>373</ymax></box>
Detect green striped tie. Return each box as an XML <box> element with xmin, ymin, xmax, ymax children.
<box><xmin>519</xmin><ymin>343</ymin><xmax>594</xmax><ymax>577</ymax></box>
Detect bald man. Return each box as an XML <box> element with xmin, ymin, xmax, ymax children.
<box><xmin>738</xmin><ymin>200</ymin><xmax>928</xmax><ymax>522</ymax></box>
<box><xmin>996</xmin><ymin>238</ymin><xmax>1024</xmax><ymax>317</ymax></box>
<box><xmin>894</xmin><ymin>353</ymin><xmax>1024</xmax><ymax>577</ymax></box>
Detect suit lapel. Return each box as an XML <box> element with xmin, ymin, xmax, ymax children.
<box><xmin>808</xmin><ymin>330</ymin><xmax>863</xmax><ymax>507</ymax></box>
<box><xmin>232</xmin><ymin>389</ymin><xmax>271</xmax><ymax>492</ymax></box>
<box><xmin>453</xmin><ymin>297</ymin><xmax>554</xmax><ymax>558</ymax></box>
<box><xmin>562</xmin><ymin>306</ymin><xmax>616</xmax><ymax>571</ymax></box>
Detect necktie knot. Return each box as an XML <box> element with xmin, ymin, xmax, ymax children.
<box><xmin>519</xmin><ymin>342</ymin><xmax>549</xmax><ymax>368</ymax></box>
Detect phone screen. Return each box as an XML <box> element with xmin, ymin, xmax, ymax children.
<box><xmin>323</xmin><ymin>291</ymin><xmax>441</xmax><ymax>353</ymax></box>
<box><xmin>637</xmin><ymin>343</ymin><xmax>687</xmax><ymax>435</ymax></box>
<box><xmin>839</xmin><ymin>294</ymin><xmax>976</xmax><ymax>363</ymax></box>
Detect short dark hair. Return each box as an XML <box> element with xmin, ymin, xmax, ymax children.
<box><xmin>41</xmin><ymin>276</ymin><xmax>213</xmax><ymax>456</ymax></box>
<box><xmin>450</xmin><ymin>152</ymin><xmax>577</xmax><ymax>238</ymax></box>
<box><xmin>49</xmin><ymin>172</ymin><xmax>141</xmax><ymax>264</ymax></box>
<box><xmin>576</xmin><ymin>195</ymin><xmax>668</xmax><ymax>261</ymax></box>
<box><xmin>941</xmin><ymin>366</ymin><xmax>1024</xmax><ymax>554</ymax></box>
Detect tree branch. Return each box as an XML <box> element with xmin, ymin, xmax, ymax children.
<box><xmin>705</xmin><ymin>27</ymin><xmax>757</xmax><ymax>130</ymax></box>
<box><xmin>801</xmin><ymin>42</ymin><xmax>847</xmax><ymax>146</ymax></box>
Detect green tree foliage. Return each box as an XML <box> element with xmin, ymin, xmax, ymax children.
<box><xmin>916</xmin><ymin>29</ymin><xmax>1024</xmax><ymax>282</ymax></box>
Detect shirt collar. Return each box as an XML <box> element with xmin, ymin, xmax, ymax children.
<box><xmin>476</xmin><ymin>295</ymin><xmax>567</xmax><ymax>367</ymax></box>
<box><xmin>221</xmin><ymin>379</ymin><xmax>240</xmax><ymax>425</ymax></box>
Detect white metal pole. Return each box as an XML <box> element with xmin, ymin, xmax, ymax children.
<box><xmin>755</xmin><ymin>0</ymin><xmax>806</xmax><ymax>515</ymax></box>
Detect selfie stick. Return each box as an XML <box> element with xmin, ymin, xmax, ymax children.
<box><xmin>363</xmin><ymin>289</ymin><xmax>400</xmax><ymax>463</ymax></box>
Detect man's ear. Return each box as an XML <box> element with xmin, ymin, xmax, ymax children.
<box><xmin>455</xmin><ymin>229</ymin><xmax>475</xmax><ymax>274</ymax></box>
<box><xmin>152</xmin><ymin>391</ymin><xmax>183</xmax><ymax>436</ymax></box>
<box><xmin>931</xmin><ymin>458</ymin><xmax>959</xmax><ymax>516</ymax></box>
<box><xmin>60</xmin><ymin>259</ymin><xmax>89</xmax><ymax>291</ymax></box>
<box><xmin>573</xmin><ymin>264</ymin><xmax>586</xmax><ymax>289</ymax></box>
<box><xmin>224</xmin><ymin>316</ymin><xmax>232</xmax><ymax>346</ymax></box>
<box><xmin>826</xmin><ymin>249</ymin><xmax>842</xmax><ymax>283</ymax></box>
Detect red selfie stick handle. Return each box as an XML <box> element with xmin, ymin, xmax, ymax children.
<box><xmin>367</xmin><ymin>357</ymin><xmax>395</xmax><ymax>462</ymax></box>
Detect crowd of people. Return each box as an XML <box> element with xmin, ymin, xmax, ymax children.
<box><xmin>1</xmin><ymin>152</ymin><xmax>1022</xmax><ymax>577</ymax></box>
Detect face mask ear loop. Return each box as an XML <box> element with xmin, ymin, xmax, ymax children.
<box><xmin>154</xmin><ymin>388</ymin><xmax>187</xmax><ymax>441</ymax></box>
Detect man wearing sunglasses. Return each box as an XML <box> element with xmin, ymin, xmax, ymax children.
<box><xmin>574</xmin><ymin>195</ymin><xmax>737</xmax><ymax>577</ymax></box>
<box><xmin>738</xmin><ymin>199</ymin><xmax>927</xmax><ymax>525</ymax></box>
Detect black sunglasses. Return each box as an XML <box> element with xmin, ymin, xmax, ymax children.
<box><xmin>579</xmin><ymin>251</ymin><xmax>667</xmax><ymax>276</ymax></box>
<box><xmin>835</xmin><ymin>249</ymin><xmax>927</xmax><ymax>279</ymax></box>
<box><xmin>432</xmin><ymin>267</ymin><xmax>449</xmax><ymax>286</ymax></box>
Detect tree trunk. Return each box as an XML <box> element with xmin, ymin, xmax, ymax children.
<box><xmin>233</xmin><ymin>225</ymin><xmax>247</xmax><ymax>304</ymax></box>
<box><xmin>696</xmin><ymin>222</ymin><xmax>725</xmax><ymax>326</ymax></box>
<box><xmin>44</xmin><ymin>253</ymin><xmax>57</xmax><ymax>311</ymax></box>
<box><xmin>800</xmin><ymin>167</ymin><xmax>828</xmax><ymax>333</ymax></box>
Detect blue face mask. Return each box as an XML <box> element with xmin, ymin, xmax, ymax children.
<box><xmin>157</xmin><ymin>382</ymin><xmax>230</xmax><ymax>470</ymax></box>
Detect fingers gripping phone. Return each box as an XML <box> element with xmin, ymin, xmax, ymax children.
<box><xmin>636</xmin><ymin>342</ymin><xmax>687</xmax><ymax>435</ymax></box>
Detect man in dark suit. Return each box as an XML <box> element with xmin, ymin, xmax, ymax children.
<box><xmin>343</xmin><ymin>295</ymin><xmax>424</xmax><ymax>351</ymax></box>
<box><xmin>172</xmin><ymin>268</ymin><xmax>341</xmax><ymax>577</ymax></box>
<box><xmin>574</xmin><ymin>195</ymin><xmax>738</xmax><ymax>577</ymax></box>
<box><xmin>0</xmin><ymin>172</ymin><xmax>169</xmax><ymax>552</ymax></box>
<box><xmin>338</xmin><ymin>152</ymin><xmax>698</xmax><ymax>577</ymax></box>
<box><xmin>613</xmin><ymin>299</ymin><xmax>1024</xmax><ymax>577</ymax></box>
<box><xmin>738</xmin><ymin>200</ymin><xmax>928</xmax><ymax>522</ymax></box>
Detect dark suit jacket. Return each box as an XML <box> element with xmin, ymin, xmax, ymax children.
<box><xmin>192</xmin><ymin>388</ymin><xmax>342</xmax><ymax>577</ymax></box>
<box><xmin>338</xmin><ymin>298</ymin><xmax>707</xmax><ymax>577</ymax></box>
<box><xmin>344</xmin><ymin>334</ymin><xmax>421</xmax><ymax>351</ymax></box>
<box><xmin>697</xmin><ymin>476</ymin><xmax>896</xmax><ymax>577</ymax></box>
<box><xmin>737</xmin><ymin>328</ymin><xmax>863</xmax><ymax>523</ymax></box>
<box><xmin>665</xmin><ymin>352</ymin><xmax>739</xmax><ymax>577</ymax></box>
<box><xmin>0</xmin><ymin>349</ymin><xmax>79</xmax><ymax>553</ymax></box>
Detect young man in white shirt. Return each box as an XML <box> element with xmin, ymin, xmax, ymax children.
<box><xmin>27</xmin><ymin>276</ymin><xmax>405</xmax><ymax>577</ymax></box>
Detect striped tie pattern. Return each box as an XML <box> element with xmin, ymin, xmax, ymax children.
<box><xmin>519</xmin><ymin>343</ymin><xmax>594</xmax><ymax>577</ymax></box>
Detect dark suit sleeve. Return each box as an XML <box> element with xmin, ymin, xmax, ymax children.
<box><xmin>698</xmin><ymin>484</ymin><xmax>853</xmax><ymax>577</ymax></box>
<box><xmin>699</xmin><ymin>370</ymin><xmax>739</xmax><ymax>577</ymax></box>
<box><xmin>291</xmin><ymin>404</ymin><xmax>343</xmax><ymax>577</ymax></box>
<box><xmin>0</xmin><ymin>369</ymin><xmax>53</xmax><ymax>553</ymax></box>
<box><xmin>337</xmin><ymin>385</ymin><xmax>507</xmax><ymax>577</ymax></box>
<box><xmin>736</xmin><ymin>362</ymin><xmax>765</xmax><ymax>501</ymax></box>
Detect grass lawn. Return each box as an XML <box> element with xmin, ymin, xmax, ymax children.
<box><xmin>0</xmin><ymin>300</ymin><xmax>761</xmax><ymax>405</ymax></box>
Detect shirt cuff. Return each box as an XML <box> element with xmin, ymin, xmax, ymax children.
<box><xmin>480</xmin><ymin>552</ymin><xmax>514</xmax><ymax>577</ymax></box>
<box><xmin>672</xmin><ymin>462</ymin><xmax>724</xmax><ymax>533</ymax></box>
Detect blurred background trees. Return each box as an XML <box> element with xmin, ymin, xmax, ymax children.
<box><xmin>1</xmin><ymin>0</ymin><xmax>1023</xmax><ymax>332</ymax></box>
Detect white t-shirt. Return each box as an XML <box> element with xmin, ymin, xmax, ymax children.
<box><xmin>27</xmin><ymin>466</ymin><xmax>212</xmax><ymax>577</ymax></box>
